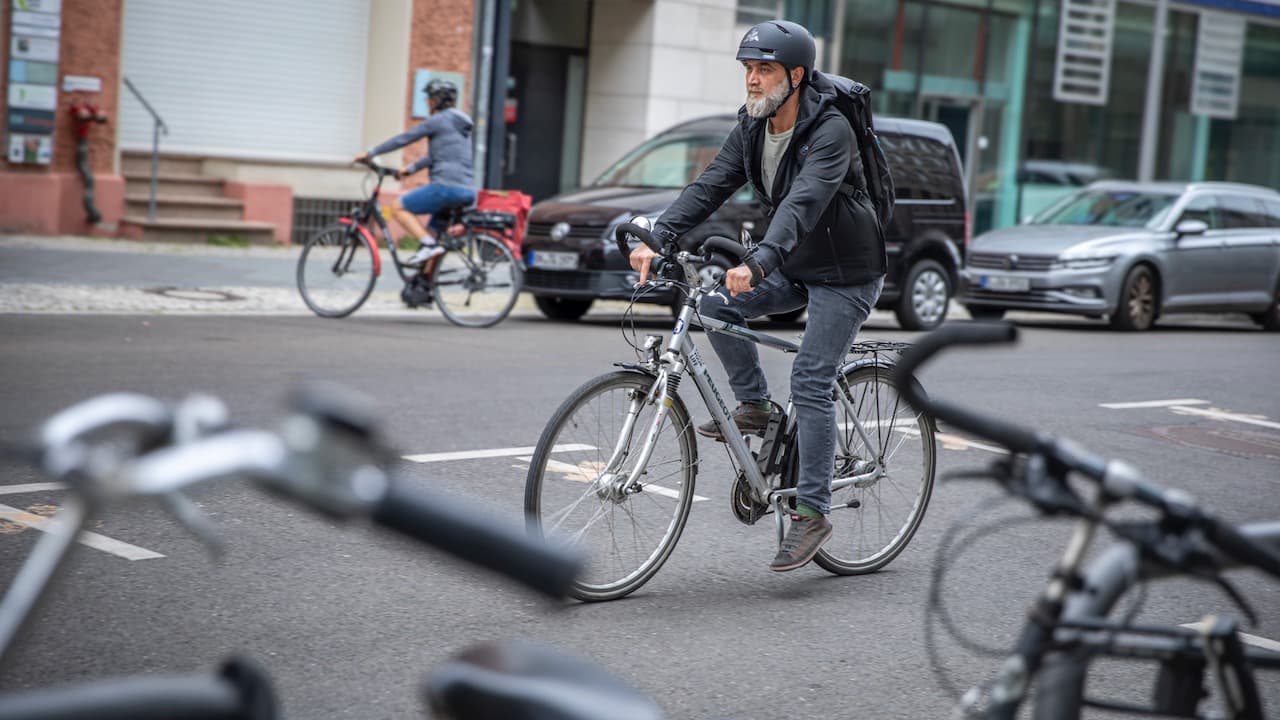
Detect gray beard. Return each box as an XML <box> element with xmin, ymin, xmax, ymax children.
<box><xmin>745</xmin><ymin>82</ymin><xmax>790</xmax><ymax>119</ymax></box>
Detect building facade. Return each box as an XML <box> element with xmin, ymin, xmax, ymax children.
<box><xmin>2</xmin><ymin>0</ymin><xmax>1276</xmax><ymax>241</ymax></box>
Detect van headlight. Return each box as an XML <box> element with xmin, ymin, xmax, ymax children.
<box><xmin>1054</xmin><ymin>255</ymin><xmax>1117</xmax><ymax>270</ymax></box>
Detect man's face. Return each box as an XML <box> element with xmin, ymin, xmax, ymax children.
<box><xmin>743</xmin><ymin>60</ymin><xmax>798</xmax><ymax>119</ymax></box>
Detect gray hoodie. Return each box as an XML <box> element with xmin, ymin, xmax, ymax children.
<box><xmin>368</xmin><ymin>108</ymin><xmax>475</xmax><ymax>188</ymax></box>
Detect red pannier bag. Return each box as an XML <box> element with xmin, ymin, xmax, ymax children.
<box><xmin>470</xmin><ymin>189</ymin><xmax>532</xmax><ymax>259</ymax></box>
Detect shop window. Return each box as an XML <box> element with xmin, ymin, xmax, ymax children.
<box><xmin>737</xmin><ymin>0</ymin><xmax>782</xmax><ymax>25</ymax></box>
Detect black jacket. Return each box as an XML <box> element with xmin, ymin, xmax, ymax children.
<box><xmin>653</xmin><ymin>75</ymin><xmax>886</xmax><ymax>285</ymax></box>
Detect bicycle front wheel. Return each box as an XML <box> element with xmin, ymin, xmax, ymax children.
<box><xmin>433</xmin><ymin>233</ymin><xmax>522</xmax><ymax>328</ymax></box>
<box><xmin>525</xmin><ymin>371</ymin><xmax>697</xmax><ymax>602</ymax></box>
<box><xmin>813</xmin><ymin>365</ymin><xmax>936</xmax><ymax>575</ymax></box>
<box><xmin>296</xmin><ymin>223</ymin><xmax>377</xmax><ymax>318</ymax></box>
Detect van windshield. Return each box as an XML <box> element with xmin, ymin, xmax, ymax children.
<box><xmin>594</xmin><ymin>134</ymin><xmax>727</xmax><ymax>189</ymax></box>
<box><xmin>1031</xmin><ymin>189</ymin><xmax>1179</xmax><ymax>228</ymax></box>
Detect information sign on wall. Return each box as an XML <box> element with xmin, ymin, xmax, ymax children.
<box><xmin>1191</xmin><ymin>11</ymin><xmax>1246</xmax><ymax>120</ymax></box>
<box><xmin>1053</xmin><ymin>0</ymin><xmax>1116</xmax><ymax>106</ymax></box>
<box><xmin>7</xmin><ymin>0</ymin><xmax>62</xmax><ymax>164</ymax></box>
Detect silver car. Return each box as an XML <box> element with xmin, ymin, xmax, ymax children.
<box><xmin>959</xmin><ymin>181</ymin><xmax>1280</xmax><ymax>331</ymax></box>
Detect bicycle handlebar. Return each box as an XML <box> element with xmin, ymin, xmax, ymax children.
<box><xmin>892</xmin><ymin>323</ymin><xmax>1280</xmax><ymax>581</ymax></box>
<box><xmin>0</xmin><ymin>658</ymin><xmax>273</xmax><ymax>720</ymax></box>
<box><xmin>613</xmin><ymin>224</ymin><xmax>763</xmax><ymax>288</ymax></box>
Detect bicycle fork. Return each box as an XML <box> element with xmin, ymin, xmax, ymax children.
<box><xmin>594</xmin><ymin>369</ymin><xmax>678</xmax><ymax>502</ymax></box>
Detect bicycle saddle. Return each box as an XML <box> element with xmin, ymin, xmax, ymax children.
<box><xmin>423</xmin><ymin>639</ymin><xmax>664</xmax><ymax>720</ymax></box>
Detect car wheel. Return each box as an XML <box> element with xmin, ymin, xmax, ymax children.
<box><xmin>966</xmin><ymin>306</ymin><xmax>1006</xmax><ymax>321</ymax></box>
<box><xmin>1109</xmin><ymin>265</ymin><xmax>1157</xmax><ymax>331</ymax></box>
<box><xmin>1250</xmin><ymin>280</ymin><xmax>1280</xmax><ymax>332</ymax></box>
<box><xmin>895</xmin><ymin>259</ymin><xmax>951</xmax><ymax>330</ymax></box>
<box><xmin>535</xmin><ymin>296</ymin><xmax>593</xmax><ymax>322</ymax></box>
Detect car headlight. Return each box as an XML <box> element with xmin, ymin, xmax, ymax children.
<box><xmin>1054</xmin><ymin>256</ymin><xmax>1117</xmax><ymax>270</ymax></box>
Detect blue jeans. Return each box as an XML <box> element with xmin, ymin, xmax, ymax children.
<box><xmin>398</xmin><ymin>183</ymin><xmax>476</xmax><ymax>235</ymax></box>
<box><xmin>702</xmin><ymin>272</ymin><xmax>884</xmax><ymax>514</ymax></box>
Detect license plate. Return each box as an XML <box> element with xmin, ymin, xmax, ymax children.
<box><xmin>980</xmin><ymin>275</ymin><xmax>1030</xmax><ymax>292</ymax></box>
<box><xmin>528</xmin><ymin>250</ymin><xmax>578</xmax><ymax>270</ymax></box>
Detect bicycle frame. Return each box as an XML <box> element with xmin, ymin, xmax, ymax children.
<box><xmin>606</xmin><ymin>257</ymin><xmax>901</xmax><ymax>544</ymax></box>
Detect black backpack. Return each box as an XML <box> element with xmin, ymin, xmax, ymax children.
<box><xmin>813</xmin><ymin>72</ymin><xmax>895</xmax><ymax>228</ymax></box>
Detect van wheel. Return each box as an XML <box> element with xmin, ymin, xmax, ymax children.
<box><xmin>1250</xmin><ymin>281</ymin><xmax>1280</xmax><ymax>331</ymax></box>
<box><xmin>1110</xmin><ymin>265</ymin><xmax>1157</xmax><ymax>331</ymax></box>
<box><xmin>895</xmin><ymin>259</ymin><xmax>951</xmax><ymax>330</ymax></box>
<box><xmin>966</xmin><ymin>306</ymin><xmax>1006</xmax><ymax>321</ymax></box>
<box><xmin>535</xmin><ymin>296</ymin><xmax>593</xmax><ymax>322</ymax></box>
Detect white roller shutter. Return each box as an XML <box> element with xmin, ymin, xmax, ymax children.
<box><xmin>120</xmin><ymin>0</ymin><xmax>369</xmax><ymax>161</ymax></box>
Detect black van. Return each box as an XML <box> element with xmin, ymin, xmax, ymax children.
<box><xmin>522</xmin><ymin>114</ymin><xmax>967</xmax><ymax>330</ymax></box>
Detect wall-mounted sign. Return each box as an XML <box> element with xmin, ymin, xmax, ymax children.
<box><xmin>1052</xmin><ymin>0</ymin><xmax>1115</xmax><ymax>106</ymax></box>
<box><xmin>7</xmin><ymin>0</ymin><xmax>61</xmax><ymax>165</ymax></box>
<box><xmin>10</xmin><ymin>34</ymin><xmax>58</xmax><ymax>62</ymax></box>
<box><xmin>412</xmin><ymin>69</ymin><xmax>466</xmax><ymax>119</ymax></box>
<box><xmin>1191</xmin><ymin>12</ymin><xmax>1245</xmax><ymax>120</ymax></box>
<box><xmin>8</xmin><ymin>83</ymin><xmax>57</xmax><ymax>110</ymax></box>
<box><xmin>62</xmin><ymin>74</ymin><xmax>101</xmax><ymax>92</ymax></box>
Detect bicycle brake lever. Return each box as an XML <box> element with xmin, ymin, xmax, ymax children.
<box><xmin>161</xmin><ymin>491</ymin><xmax>227</xmax><ymax>560</ymax></box>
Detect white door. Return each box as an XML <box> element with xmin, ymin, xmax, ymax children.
<box><xmin>119</xmin><ymin>0</ymin><xmax>369</xmax><ymax>161</ymax></box>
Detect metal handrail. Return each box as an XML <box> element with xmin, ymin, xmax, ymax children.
<box><xmin>122</xmin><ymin>76</ymin><xmax>168</xmax><ymax>222</ymax></box>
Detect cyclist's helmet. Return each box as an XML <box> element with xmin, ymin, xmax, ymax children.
<box><xmin>425</xmin><ymin>78</ymin><xmax>458</xmax><ymax>108</ymax></box>
<box><xmin>736</xmin><ymin>20</ymin><xmax>816</xmax><ymax>87</ymax></box>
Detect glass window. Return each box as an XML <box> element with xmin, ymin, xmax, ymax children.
<box><xmin>1262</xmin><ymin>199</ymin><xmax>1280</xmax><ymax>228</ymax></box>
<box><xmin>1218</xmin><ymin>195</ymin><xmax>1267</xmax><ymax>229</ymax></box>
<box><xmin>1178</xmin><ymin>195</ymin><xmax>1221</xmax><ymax>229</ymax></box>
<box><xmin>593</xmin><ymin>135</ymin><xmax>727</xmax><ymax>189</ymax></box>
<box><xmin>1203</xmin><ymin>23</ymin><xmax>1280</xmax><ymax>188</ymax></box>
<box><xmin>1032</xmin><ymin>189</ymin><xmax>1179</xmax><ymax>227</ymax></box>
<box><xmin>736</xmin><ymin>0</ymin><xmax>781</xmax><ymax>25</ymax></box>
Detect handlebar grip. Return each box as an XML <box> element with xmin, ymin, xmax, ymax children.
<box><xmin>372</xmin><ymin>481</ymin><xmax>582</xmax><ymax>600</ymax></box>
<box><xmin>0</xmin><ymin>671</ymin><xmax>266</xmax><ymax>720</ymax></box>
<box><xmin>614</xmin><ymin>222</ymin><xmax>662</xmax><ymax>258</ymax></box>
<box><xmin>891</xmin><ymin>323</ymin><xmax>1044</xmax><ymax>454</ymax></box>
<box><xmin>701</xmin><ymin>236</ymin><xmax>762</xmax><ymax>287</ymax></box>
<box><xmin>1202</xmin><ymin>516</ymin><xmax>1280</xmax><ymax>580</ymax></box>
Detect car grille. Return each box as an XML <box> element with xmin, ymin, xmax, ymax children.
<box><xmin>965</xmin><ymin>289</ymin><xmax>1059</xmax><ymax>303</ymax></box>
<box><xmin>527</xmin><ymin>221</ymin><xmax>610</xmax><ymax>241</ymax></box>
<box><xmin>967</xmin><ymin>253</ymin><xmax>1056</xmax><ymax>272</ymax></box>
<box><xmin>525</xmin><ymin>269</ymin><xmax>611</xmax><ymax>292</ymax></box>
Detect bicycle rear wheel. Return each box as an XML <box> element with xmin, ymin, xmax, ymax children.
<box><xmin>812</xmin><ymin>365</ymin><xmax>936</xmax><ymax>575</ymax></box>
<box><xmin>433</xmin><ymin>233</ymin><xmax>522</xmax><ymax>328</ymax></box>
<box><xmin>297</xmin><ymin>223</ymin><xmax>378</xmax><ymax>318</ymax></box>
<box><xmin>525</xmin><ymin>371</ymin><xmax>697</xmax><ymax>602</ymax></box>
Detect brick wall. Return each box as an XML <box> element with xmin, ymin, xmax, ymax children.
<box><xmin>400</xmin><ymin>0</ymin><xmax>474</xmax><ymax>189</ymax></box>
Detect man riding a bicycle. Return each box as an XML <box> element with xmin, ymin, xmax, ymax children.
<box><xmin>356</xmin><ymin>78</ymin><xmax>475</xmax><ymax>268</ymax></box>
<box><xmin>629</xmin><ymin>20</ymin><xmax>887</xmax><ymax>571</ymax></box>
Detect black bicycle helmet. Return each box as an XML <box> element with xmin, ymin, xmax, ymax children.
<box><xmin>736</xmin><ymin>20</ymin><xmax>816</xmax><ymax>86</ymax></box>
<box><xmin>425</xmin><ymin>78</ymin><xmax>458</xmax><ymax>108</ymax></box>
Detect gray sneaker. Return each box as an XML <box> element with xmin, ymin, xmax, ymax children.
<box><xmin>696</xmin><ymin>403</ymin><xmax>771</xmax><ymax>441</ymax></box>
<box><xmin>405</xmin><ymin>243</ymin><xmax>445</xmax><ymax>266</ymax></box>
<box><xmin>770</xmin><ymin>514</ymin><xmax>833</xmax><ymax>571</ymax></box>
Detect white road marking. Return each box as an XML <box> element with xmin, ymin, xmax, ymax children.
<box><xmin>1168</xmin><ymin>406</ymin><xmax>1280</xmax><ymax>431</ymax></box>
<box><xmin>402</xmin><ymin>443</ymin><xmax>595</xmax><ymax>464</ymax></box>
<box><xmin>528</xmin><ymin>457</ymin><xmax>708</xmax><ymax>502</ymax></box>
<box><xmin>0</xmin><ymin>503</ymin><xmax>164</xmax><ymax>560</ymax></box>
<box><xmin>1099</xmin><ymin>399</ymin><xmax>1209</xmax><ymax>409</ymax></box>
<box><xmin>1179</xmin><ymin>622</ymin><xmax>1280</xmax><ymax>653</ymax></box>
<box><xmin>0</xmin><ymin>482</ymin><xmax>65</xmax><ymax>495</ymax></box>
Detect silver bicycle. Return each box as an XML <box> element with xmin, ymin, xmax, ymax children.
<box><xmin>524</xmin><ymin>221</ymin><xmax>937</xmax><ymax>602</ymax></box>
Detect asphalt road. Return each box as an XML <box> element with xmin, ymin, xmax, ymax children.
<box><xmin>1</xmin><ymin>305</ymin><xmax>1277</xmax><ymax>719</ymax></box>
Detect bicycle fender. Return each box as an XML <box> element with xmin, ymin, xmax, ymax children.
<box><xmin>337</xmin><ymin>218</ymin><xmax>381</xmax><ymax>277</ymax></box>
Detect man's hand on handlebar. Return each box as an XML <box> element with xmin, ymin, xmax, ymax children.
<box><xmin>725</xmin><ymin>265</ymin><xmax>757</xmax><ymax>296</ymax></box>
<box><xmin>629</xmin><ymin>244</ymin><xmax>659</xmax><ymax>285</ymax></box>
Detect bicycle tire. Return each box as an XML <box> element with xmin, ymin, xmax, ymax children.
<box><xmin>525</xmin><ymin>370</ymin><xmax>697</xmax><ymax>602</ymax></box>
<box><xmin>296</xmin><ymin>223</ymin><xmax>378</xmax><ymax>318</ymax></box>
<box><xmin>812</xmin><ymin>365</ymin><xmax>936</xmax><ymax>575</ymax></box>
<box><xmin>433</xmin><ymin>233</ymin><xmax>522</xmax><ymax>328</ymax></box>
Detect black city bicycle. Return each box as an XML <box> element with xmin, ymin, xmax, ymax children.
<box><xmin>296</xmin><ymin>160</ymin><xmax>523</xmax><ymax>328</ymax></box>
<box><xmin>524</xmin><ymin>221</ymin><xmax>937</xmax><ymax>602</ymax></box>
<box><xmin>893</xmin><ymin>323</ymin><xmax>1280</xmax><ymax>719</ymax></box>
<box><xmin>0</xmin><ymin>386</ymin><xmax>581</xmax><ymax>718</ymax></box>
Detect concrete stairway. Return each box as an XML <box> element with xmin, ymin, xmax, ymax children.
<box><xmin>120</xmin><ymin>152</ymin><xmax>276</xmax><ymax>244</ymax></box>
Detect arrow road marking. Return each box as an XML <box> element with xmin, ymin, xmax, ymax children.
<box><xmin>1099</xmin><ymin>399</ymin><xmax>1209</xmax><ymax>409</ymax></box>
<box><xmin>403</xmin><ymin>443</ymin><xmax>595</xmax><ymax>463</ymax></box>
